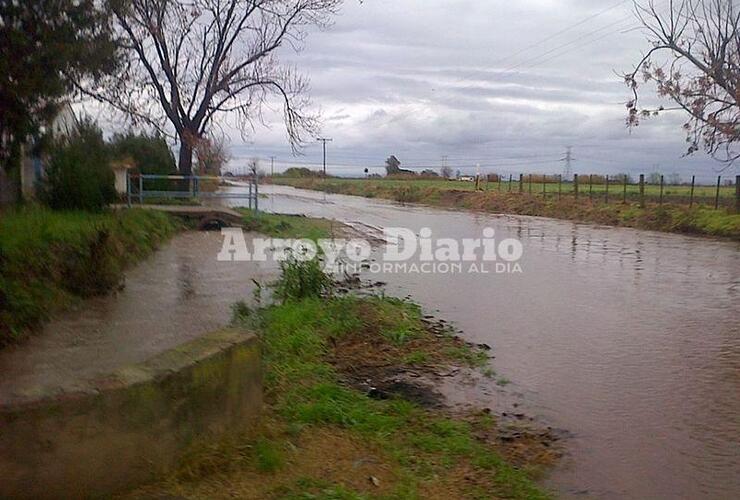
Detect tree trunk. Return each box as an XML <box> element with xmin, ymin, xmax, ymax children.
<box><xmin>177</xmin><ymin>134</ymin><xmax>195</xmax><ymax>194</ymax></box>
<box><xmin>178</xmin><ymin>140</ymin><xmax>193</xmax><ymax>175</ymax></box>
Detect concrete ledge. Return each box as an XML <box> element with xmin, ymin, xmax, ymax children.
<box><xmin>0</xmin><ymin>328</ymin><xmax>261</xmax><ymax>498</ymax></box>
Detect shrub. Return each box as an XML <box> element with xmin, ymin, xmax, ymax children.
<box><xmin>40</xmin><ymin>120</ymin><xmax>116</xmax><ymax>211</ymax></box>
<box><xmin>110</xmin><ymin>131</ymin><xmax>176</xmax><ymax>191</ymax></box>
<box><xmin>281</xmin><ymin>167</ymin><xmax>325</xmax><ymax>178</ymax></box>
<box><xmin>272</xmin><ymin>257</ymin><xmax>332</xmax><ymax>303</ymax></box>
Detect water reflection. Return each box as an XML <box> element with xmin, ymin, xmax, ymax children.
<box><xmin>229</xmin><ymin>184</ymin><xmax>740</xmax><ymax>500</ymax></box>
<box><xmin>0</xmin><ymin>232</ymin><xmax>280</xmax><ymax>404</ymax></box>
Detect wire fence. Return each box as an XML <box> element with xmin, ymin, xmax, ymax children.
<box><xmin>478</xmin><ymin>173</ymin><xmax>740</xmax><ymax>211</ymax></box>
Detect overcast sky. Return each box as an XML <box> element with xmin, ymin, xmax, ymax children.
<box><xmin>223</xmin><ymin>0</ymin><xmax>736</xmax><ymax>182</ymax></box>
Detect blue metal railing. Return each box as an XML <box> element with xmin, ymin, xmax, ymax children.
<box><xmin>126</xmin><ymin>173</ymin><xmax>259</xmax><ymax>211</ymax></box>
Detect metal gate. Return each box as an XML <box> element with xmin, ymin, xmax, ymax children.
<box><xmin>126</xmin><ymin>173</ymin><xmax>260</xmax><ymax>211</ymax></box>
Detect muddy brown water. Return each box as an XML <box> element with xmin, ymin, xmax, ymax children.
<box><xmin>1</xmin><ymin>184</ymin><xmax>737</xmax><ymax>499</ymax></box>
<box><xmin>0</xmin><ymin>232</ymin><xmax>278</xmax><ymax>405</ymax></box>
<box><xmin>226</xmin><ymin>184</ymin><xmax>740</xmax><ymax>500</ymax></box>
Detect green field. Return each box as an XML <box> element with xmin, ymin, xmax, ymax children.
<box><xmin>284</xmin><ymin>177</ymin><xmax>736</xmax><ymax>207</ymax></box>
<box><xmin>271</xmin><ymin>177</ymin><xmax>740</xmax><ymax>239</ymax></box>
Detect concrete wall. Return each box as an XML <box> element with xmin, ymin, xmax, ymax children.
<box><xmin>0</xmin><ymin>328</ymin><xmax>261</xmax><ymax>499</ymax></box>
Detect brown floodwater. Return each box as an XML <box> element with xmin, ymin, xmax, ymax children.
<box><xmin>226</xmin><ymin>184</ymin><xmax>740</xmax><ymax>500</ymax></box>
<box><xmin>0</xmin><ymin>231</ymin><xmax>278</xmax><ymax>405</ymax></box>
<box><xmin>2</xmin><ymin>184</ymin><xmax>737</xmax><ymax>499</ymax></box>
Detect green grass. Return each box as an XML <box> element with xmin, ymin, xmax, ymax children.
<box><xmin>0</xmin><ymin>207</ymin><xmax>178</xmax><ymax>345</ymax></box>
<box><xmin>127</xmin><ymin>259</ymin><xmax>549</xmax><ymax>498</ymax></box>
<box><xmin>276</xmin><ymin>176</ymin><xmax>737</xmax><ymax>203</ymax></box>
<box><xmin>238</xmin><ymin>209</ymin><xmax>336</xmax><ymax>240</ymax></box>
<box><xmin>254</xmin><ymin>438</ymin><xmax>284</xmax><ymax>473</ymax></box>
<box><xmin>239</xmin><ymin>295</ymin><xmax>550</xmax><ymax>499</ymax></box>
<box><xmin>272</xmin><ymin>177</ymin><xmax>740</xmax><ymax>240</ymax></box>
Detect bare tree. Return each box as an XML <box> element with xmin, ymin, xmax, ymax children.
<box><xmin>247</xmin><ymin>157</ymin><xmax>263</xmax><ymax>177</ymax></box>
<box><xmin>624</xmin><ymin>0</ymin><xmax>740</xmax><ymax>164</ymax></box>
<box><xmin>440</xmin><ymin>165</ymin><xmax>453</xmax><ymax>179</ymax></box>
<box><xmin>86</xmin><ymin>0</ymin><xmax>341</xmax><ymax>174</ymax></box>
<box><xmin>194</xmin><ymin>134</ymin><xmax>230</xmax><ymax>175</ymax></box>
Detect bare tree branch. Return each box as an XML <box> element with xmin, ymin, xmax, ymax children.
<box><xmin>86</xmin><ymin>0</ymin><xmax>341</xmax><ymax>173</ymax></box>
<box><xmin>624</xmin><ymin>0</ymin><xmax>740</xmax><ymax>165</ymax></box>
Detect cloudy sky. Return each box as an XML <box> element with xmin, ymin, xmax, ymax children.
<box><xmin>225</xmin><ymin>0</ymin><xmax>736</xmax><ymax>182</ymax></box>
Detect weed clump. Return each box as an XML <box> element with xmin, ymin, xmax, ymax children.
<box><xmin>272</xmin><ymin>257</ymin><xmax>333</xmax><ymax>303</ymax></box>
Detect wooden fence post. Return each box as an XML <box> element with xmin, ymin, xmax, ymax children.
<box><xmin>736</xmin><ymin>175</ymin><xmax>740</xmax><ymax>213</ymax></box>
<box><xmin>543</xmin><ymin>176</ymin><xmax>547</xmax><ymax>198</ymax></box>
<box><xmin>659</xmin><ymin>175</ymin><xmax>664</xmax><ymax>206</ymax></box>
<box><xmin>589</xmin><ymin>174</ymin><xmax>593</xmax><ymax>201</ymax></box>
<box><xmin>715</xmin><ymin>175</ymin><xmax>721</xmax><ymax>209</ymax></box>
<box><xmin>498</xmin><ymin>174</ymin><xmax>502</xmax><ymax>192</ymax></box>
<box><xmin>605</xmin><ymin>174</ymin><xmax>609</xmax><ymax>204</ymax></box>
<box><xmin>519</xmin><ymin>174</ymin><xmax>524</xmax><ymax>193</ymax></box>
<box><xmin>528</xmin><ymin>174</ymin><xmax>532</xmax><ymax>194</ymax></box>
<box><xmin>689</xmin><ymin>175</ymin><xmax>695</xmax><ymax>208</ymax></box>
<box><xmin>508</xmin><ymin>174</ymin><xmax>512</xmax><ymax>192</ymax></box>
<box><xmin>558</xmin><ymin>174</ymin><xmax>562</xmax><ymax>201</ymax></box>
<box><xmin>574</xmin><ymin>174</ymin><xmax>579</xmax><ymax>200</ymax></box>
<box><xmin>639</xmin><ymin>174</ymin><xmax>645</xmax><ymax>208</ymax></box>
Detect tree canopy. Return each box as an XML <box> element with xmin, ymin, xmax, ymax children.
<box><xmin>0</xmin><ymin>0</ymin><xmax>117</xmax><ymax>170</ymax></box>
<box><xmin>87</xmin><ymin>0</ymin><xmax>342</xmax><ymax>174</ymax></box>
<box><xmin>625</xmin><ymin>0</ymin><xmax>740</xmax><ymax>164</ymax></box>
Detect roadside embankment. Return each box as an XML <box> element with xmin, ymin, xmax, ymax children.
<box><xmin>238</xmin><ymin>208</ymin><xmax>337</xmax><ymax>239</ymax></box>
<box><xmin>0</xmin><ymin>327</ymin><xmax>261</xmax><ymax>499</ymax></box>
<box><xmin>127</xmin><ymin>289</ymin><xmax>556</xmax><ymax>499</ymax></box>
<box><xmin>0</xmin><ymin>207</ymin><xmax>178</xmax><ymax>345</ymax></box>
<box><xmin>271</xmin><ymin>178</ymin><xmax>740</xmax><ymax>240</ymax></box>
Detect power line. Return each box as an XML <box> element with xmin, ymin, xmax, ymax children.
<box><xmin>454</xmin><ymin>0</ymin><xmax>632</xmax><ymax>84</ymax></box>
<box><xmin>231</xmin><ymin>152</ymin><xmax>561</xmax><ymax>165</ymax></box>
<box><xmin>491</xmin><ymin>0</ymin><xmax>630</xmax><ymax>67</ymax></box>
<box><xmin>479</xmin><ymin>0</ymin><xmax>672</xmax><ymax>81</ymax></box>
<box><xmin>498</xmin><ymin>16</ymin><xmax>634</xmax><ymax>75</ymax></box>
<box><xmin>316</xmin><ymin>137</ymin><xmax>333</xmax><ymax>177</ymax></box>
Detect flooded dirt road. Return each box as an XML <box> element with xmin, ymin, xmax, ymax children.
<box><xmin>229</xmin><ymin>184</ymin><xmax>740</xmax><ymax>500</ymax></box>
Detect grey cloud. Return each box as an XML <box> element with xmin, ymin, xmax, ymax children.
<box><xmin>222</xmin><ymin>0</ymin><xmax>737</xmax><ymax>182</ymax></box>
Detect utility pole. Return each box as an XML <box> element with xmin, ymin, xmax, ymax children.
<box><xmin>317</xmin><ymin>137</ymin><xmax>332</xmax><ymax>177</ymax></box>
<box><xmin>560</xmin><ymin>146</ymin><xmax>574</xmax><ymax>181</ymax></box>
<box><xmin>270</xmin><ymin>156</ymin><xmax>275</xmax><ymax>177</ymax></box>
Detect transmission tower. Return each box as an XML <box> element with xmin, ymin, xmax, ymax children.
<box><xmin>560</xmin><ymin>146</ymin><xmax>575</xmax><ymax>181</ymax></box>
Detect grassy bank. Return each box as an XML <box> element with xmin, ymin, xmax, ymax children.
<box><xmin>0</xmin><ymin>208</ymin><xmax>178</xmax><ymax>345</ymax></box>
<box><xmin>239</xmin><ymin>209</ymin><xmax>338</xmax><ymax>240</ymax></box>
<box><xmin>128</xmin><ymin>292</ymin><xmax>553</xmax><ymax>499</ymax></box>
<box><xmin>272</xmin><ymin>178</ymin><xmax>740</xmax><ymax>240</ymax></box>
